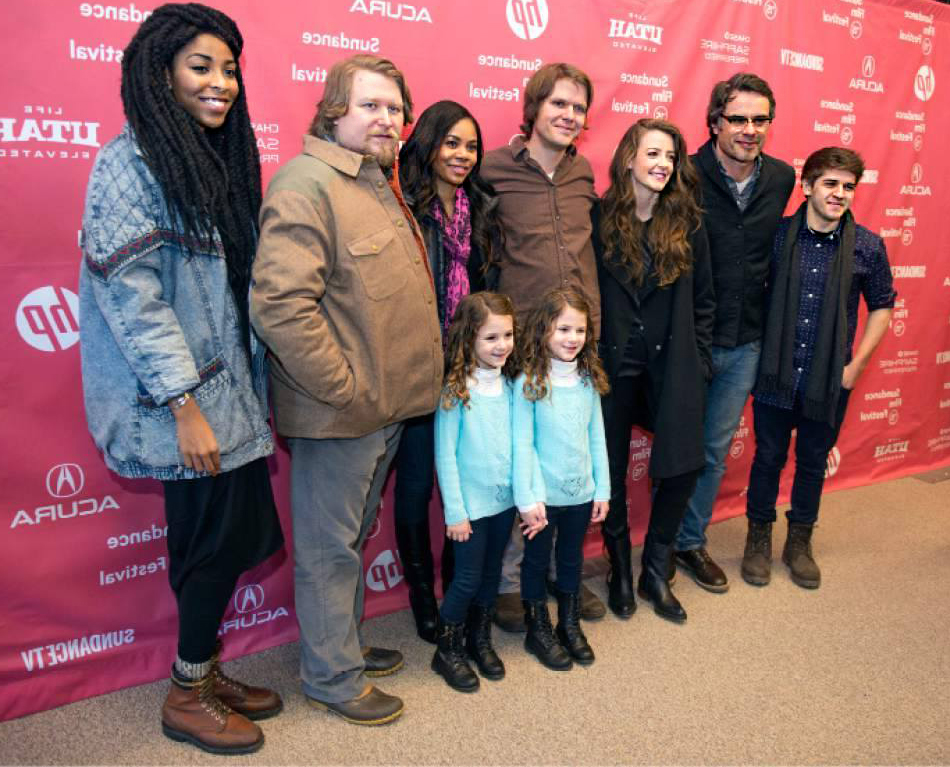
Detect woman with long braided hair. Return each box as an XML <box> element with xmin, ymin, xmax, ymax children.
<box><xmin>78</xmin><ymin>3</ymin><xmax>283</xmax><ymax>754</ymax></box>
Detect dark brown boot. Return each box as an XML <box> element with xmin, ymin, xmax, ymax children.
<box><xmin>741</xmin><ymin>520</ymin><xmax>773</xmax><ymax>586</ymax></box>
<box><xmin>783</xmin><ymin>523</ymin><xmax>821</xmax><ymax>589</ymax></box>
<box><xmin>210</xmin><ymin>644</ymin><xmax>282</xmax><ymax>721</ymax></box>
<box><xmin>161</xmin><ymin>673</ymin><xmax>263</xmax><ymax>755</ymax></box>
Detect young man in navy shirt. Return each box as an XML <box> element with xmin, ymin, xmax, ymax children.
<box><xmin>742</xmin><ymin>147</ymin><xmax>895</xmax><ymax>589</ymax></box>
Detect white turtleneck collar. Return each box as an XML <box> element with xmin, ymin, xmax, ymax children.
<box><xmin>549</xmin><ymin>358</ymin><xmax>580</xmax><ymax>387</ymax></box>
<box><xmin>468</xmin><ymin>365</ymin><xmax>504</xmax><ymax>396</ymax></box>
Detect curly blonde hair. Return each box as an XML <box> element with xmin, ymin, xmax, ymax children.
<box><xmin>441</xmin><ymin>292</ymin><xmax>517</xmax><ymax>410</ymax></box>
<box><xmin>518</xmin><ymin>288</ymin><xmax>609</xmax><ymax>402</ymax></box>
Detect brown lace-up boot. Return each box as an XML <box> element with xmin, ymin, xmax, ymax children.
<box><xmin>210</xmin><ymin>643</ymin><xmax>283</xmax><ymax>720</ymax></box>
<box><xmin>161</xmin><ymin>671</ymin><xmax>263</xmax><ymax>755</ymax></box>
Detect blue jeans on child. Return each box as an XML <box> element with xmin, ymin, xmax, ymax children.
<box><xmin>439</xmin><ymin>508</ymin><xmax>517</xmax><ymax>624</ymax></box>
<box><xmin>520</xmin><ymin>502</ymin><xmax>593</xmax><ymax>601</ymax></box>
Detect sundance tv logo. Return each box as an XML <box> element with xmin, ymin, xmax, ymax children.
<box><xmin>16</xmin><ymin>286</ymin><xmax>79</xmax><ymax>352</ymax></box>
<box><xmin>507</xmin><ymin>0</ymin><xmax>548</xmax><ymax>40</ymax></box>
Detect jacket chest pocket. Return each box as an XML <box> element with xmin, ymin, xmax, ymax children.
<box><xmin>346</xmin><ymin>228</ymin><xmax>408</xmax><ymax>300</ymax></box>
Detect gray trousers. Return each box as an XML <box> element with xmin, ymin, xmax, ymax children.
<box><xmin>289</xmin><ymin>423</ymin><xmax>402</xmax><ymax>703</ymax></box>
<box><xmin>498</xmin><ymin>517</ymin><xmax>558</xmax><ymax>594</ymax></box>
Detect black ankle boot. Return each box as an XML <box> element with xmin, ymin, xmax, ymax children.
<box><xmin>637</xmin><ymin>534</ymin><xmax>687</xmax><ymax>623</ymax></box>
<box><xmin>431</xmin><ymin>618</ymin><xmax>479</xmax><ymax>692</ymax></box>
<box><xmin>602</xmin><ymin>530</ymin><xmax>636</xmax><ymax>618</ymax></box>
<box><xmin>555</xmin><ymin>591</ymin><xmax>595</xmax><ymax>665</ymax></box>
<box><xmin>394</xmin><ymin>521</ymin><xmax>439</xmax><ymax>643</ymax></box>
<box><xmin>523</xmin><ymin>600</ymin><xmax>573</xmax><ymax>671</ymax></box>
<box><xmin>465</xmin><ymin>604</ymin><xmax>505</xmax><ymax>680</ymax></box>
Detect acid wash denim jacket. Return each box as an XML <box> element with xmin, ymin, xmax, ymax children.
<box><xmin>78</xmin><ymin>125</ymin><xmax>273</xmax><ymax>480</ymax></box>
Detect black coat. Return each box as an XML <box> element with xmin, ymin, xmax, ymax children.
<box><xmin>692</xmin><ymin>140</ymin><xmax>795</xmax><ymax>347</ymax></box>
<box><xmin>595</xmin><ymin>211</ymin><xmax>715</xmax><ymax>478</ymax></box>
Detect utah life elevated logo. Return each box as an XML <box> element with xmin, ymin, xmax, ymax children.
<box><xmin>0</xmin><ymin>107</ymin><xmax>100</xmax><ymax>160</ymax></box>
<box><xmin>16</xmin><ymin>286</ymin><xmax>79</xmax><ymax>352</ymax></box>
<box><xmin>507</xmin><ymin>0</ymin><xmax>548</xmax><ymax>40</ymax></box>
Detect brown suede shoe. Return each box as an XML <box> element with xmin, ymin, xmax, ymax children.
<box><xmin>493</xmin><ymin>592</ymin><xmax>526</xmax><ymax>633</ymax></box>
<box><xmin>161</xmin><ymin>674</ymin><xmax>263</xmax><ymax>755</ymax></box>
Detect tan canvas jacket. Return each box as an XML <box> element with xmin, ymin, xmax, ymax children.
<box><xmin>251</xmin><ymin>136</ymin><xmax>443</xmax><ymax>438</ymax></box>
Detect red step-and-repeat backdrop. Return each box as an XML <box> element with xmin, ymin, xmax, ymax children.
<box><xmin>1</xmin><ymin>0</ymin><xmax>948</xmax><ymax>721</ymax></box>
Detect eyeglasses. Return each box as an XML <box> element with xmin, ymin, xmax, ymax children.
<box><xmin>721</xmin><ymin>114</ymin><xmax>772</xmax><ymax>129</ymax></box>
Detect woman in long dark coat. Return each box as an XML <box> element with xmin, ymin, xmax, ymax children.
<box><xmin>596</xmin><ymin>118</ymin><xmax>714</xmax><ymax>623</ymax></box>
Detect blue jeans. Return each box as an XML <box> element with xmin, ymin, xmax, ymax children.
<box><xmin>439</xmin><ymin>509</ymin><xmax>516</xmax><ymax>624</ymax></box>
<box><xmin>746</xmin><ymin>390</ymin><xmax>851</xmax><ymax>526</ymax></box>
<box><xmin>521</xmin><ymin>502</ymin><xmax>593</xmax><ymax>601</ymax></box>
<box><xmin>675</xmin><ymin>341</ymin><xmax>761</xmax><ymax>551</ymax></box>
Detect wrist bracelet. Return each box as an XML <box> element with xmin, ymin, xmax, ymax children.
<box><xmin>168</xmin><ymin>392</ymin><xmax>193</xmax><ymax>411</ymax></box>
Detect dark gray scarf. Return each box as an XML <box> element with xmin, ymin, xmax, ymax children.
<box><xmin>756</xmin><ymin>202</ymin><xmax>855</xmax><ymax>426</ymax></box>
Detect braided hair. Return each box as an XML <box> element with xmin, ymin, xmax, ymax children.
<box><xmin>121</xmin><ymin>3</ymin><xmax>261</xmax><ymax>302</ymax></box>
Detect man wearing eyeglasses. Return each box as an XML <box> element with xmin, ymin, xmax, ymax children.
<box><xmin>672</xmin><ymin>73</ymin><xmax>795</xmax><ymax>593</ymax></box>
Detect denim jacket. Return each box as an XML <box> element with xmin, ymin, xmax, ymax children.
<box><xmin>79</xmin><ymin>125</ymin><xmax>273</xmax><ymax>480</ymax></box>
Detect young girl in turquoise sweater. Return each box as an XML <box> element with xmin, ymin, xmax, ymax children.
<box><xmin>514</xmin><ymin>287</ymin><xmax>610</xmax><ymax>670</ymax></box>
<box><xmin>432</xmin><ymin>292</ymin><xmax>517</xmax><ymax>692</ymax></box>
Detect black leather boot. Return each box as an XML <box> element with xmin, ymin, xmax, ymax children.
<box><xmin>602</xmin><ymin>530</ymin><xmax>636</xmax><ymax>618</ymax></box>
<box><xmin>523</xmin><ymin>600</ymin><xmax>573</xmax><ymax>671</ymax></box>
<box><xmin>394</xmin><ymin>521</ymin><xmax>438</xmax><ymax>643</ymax></box>
<box><xmin>431</xmin><ymin>618</ymin><xmax>479</xmax><ymax>692</ymax></box>
<box><xmin>555</xmin><ymin>591</ymin><xmax>595</xmax><ymax>665</ymax></box>
<box><xmin>465</xmin><ymin>604</ymin><xmax>505</xmax><ymax>680</ymax></box>
<box><xmin>637</xmin><ymin>534</ymin><xmax>687</xmax><ymax>623</ymax></box>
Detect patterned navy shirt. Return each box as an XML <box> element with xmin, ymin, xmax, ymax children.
<box><xmin>754</xmin><ymin>218</ymin><xmax>896</xmax><ymax>410</ymax></box>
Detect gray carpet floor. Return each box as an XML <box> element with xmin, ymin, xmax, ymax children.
<box><xmin>2</xmin><ymin>473</ymin><xmax>948</xmax><ymax>766</ymax></box>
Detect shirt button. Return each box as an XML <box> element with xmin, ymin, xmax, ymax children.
<box><xmin>397</xmin><ymin>220</ymin><xmax>405</xmax><ymax>227</ymax></box>
<box><xmin>737</xmin><ymin>224</ymin><xmax>743</xmax><ymax>229</ymax></box>
<box><xmin>812</xmin><ymin>268</ymin><xmax>818</xmax><ymax>273</ymax></box>
<box><xmin>797</xmin><ymin>367</ymin><xmax>803</xmax><ymax>372</ymax></box>
<box><xmin>816</xmin><ymin>243</ymin><xmax>822</xmax><ymax>248</ymax></box>
<box><xmin>808</xmin><ymin>293</ymin><xmax>814</xmax><ymax>298</ymax></box>
<box><xmin>414</xmin><ymin>258</ymin><xmax>421</xmax><ymax>264</ymax></box>
<box><xmin>376</xmin><ymin>181</ymin><xmax>384</xmax><ymax>189</ymax></box>
<box><xmin>801</xmin><ymin>343</ymin><xmax>806</xmax><ymax>348</ymax></box>
<box><xmin>371</xmin><ymin>245</ymin><xmax>379</xmax><ymax>253</ymax></box>
<box><xmin>804</xmin><ymin>319</ymin><xmax>809</xmax><ymax>324</ymax></box>
<box><xmin>655</xmin><ymin>344</ymin><xmax>662</xmax><ymax>350</ymax></box>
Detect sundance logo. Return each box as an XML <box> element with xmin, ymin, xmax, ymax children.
<box><xmin>507</xmin><ymin>0</ymin><xmax>548</xmax><ymax>40</ymax></box>
<box><xmin>366</xmin><ymin>549</ymin><xmax>403</xmax><ymax>592</ymax></box>
<box><xmin>16</xmin><ymin>286</ymin><xmax>79</xmax><ymax>352</ymax></box>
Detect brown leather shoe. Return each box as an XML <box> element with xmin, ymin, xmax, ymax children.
<box><xmin>161</xmin><ymin>674</ymin><xmax>263</xmax><ymax>755</ymax></box>
<box><xmin>493</xmin><ymin>592</ymin><xmax>526</xmax><ymax>633</ymax></box>
<box><xmin>307</xmin><ymin>685</ymin><xmax>404</xmax><ymax>726</ymax></box>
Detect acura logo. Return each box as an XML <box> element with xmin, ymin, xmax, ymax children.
<box><xmin>46</xmin><ymin>463</ymin><xmax>84</xmax><ymax>498</ymax></box>
<box><xmin>911</xmin><ymin>163</ymin><xmax>923</xmax><ymax>183</ymax></box>
<box><xmin>234</xmin><ymin>584</ymin><xmax>264</xmax><ymax>614</ymax></box>
<box><xmin>862</xmin><ymin>55</ymin><xmax>875</xmax><ymax>79</ymax></box>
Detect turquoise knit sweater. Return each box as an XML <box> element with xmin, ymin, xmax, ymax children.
<box><xmin>512</xmin><ymin>372</ymin><xmax>610</xmax><ymax>509</ymax></box>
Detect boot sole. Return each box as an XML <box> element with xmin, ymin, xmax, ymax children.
<box><xmin>161</xmin><ymin>722</ymin><xmax>264</xmax><ymax>755</ymax></box>
<box><xmin>430</xmin><ymin>657</ymin><xmax>480</xmax><ymax>692</ymax></box>
<box><xmin>469</xmin><ymin>656</ymin><xmax>505</xmax><ymax>680</ymax></box>
<box><xmin>637</xmin><ymin>589</ymin><xmax>687</xmax><ymax>624</ymax></box>
<box><xmin>363</xmin><ymin>658</ymin><xmax>404</xmax><ymax>678</ymax></box>
<box><xmin>741</xmin><ymin>571</ymin><xmax>771</xmax><ymax>586</ymax></box>
<box><xmin>237</xmin><ymin>700</ymin><xmax>284</xmax><ymax>721</ymax></box>
<box><xmin>607</xmin><ymin>601</ymin><xmax>636</xmax><ymax>619</ymax></box>
<box><xmin>307</xmin><ymin>696</ymin><xmax>404</xmax><ymax>725</ymax></box>
<box><xmin>782</xmin><ymin>557</ymin><xmax>820</xmax><ymax>589</ymax></box>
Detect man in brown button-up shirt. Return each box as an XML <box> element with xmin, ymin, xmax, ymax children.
<box><xmin>480</xmin><ymin>62</ymin><xmax>606</xmax><ymax>629</ymax></box>
<box><xmin>481</xmin><ymin>62</ymin><xmax>600</xmax><ymax>336</ymax></box>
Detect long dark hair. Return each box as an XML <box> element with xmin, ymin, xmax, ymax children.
<box><xmin>399</xmin><ymin>100</ymin><xmax>501</xmax><ymax>277</ymax></box>
<box><xmin>600</xmin><ymin>118</ymin><xmax>702</xmax><ymax>286</ymax></box>
<box><xmin>518</xmin><ymin>288</ymin><xmax>608</xmax><ymax>402</ymax></box>
<box><xmin>121</xmin><ymin>3</ymin><xmax>260</xmax><ymax>292</ymax></box>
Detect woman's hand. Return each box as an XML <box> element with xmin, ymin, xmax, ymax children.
<box><xmin>172</xmin><ymin>398</ymin><xmax>220</xmax><ymax>475</ymax></box>
<box><xmin>591</xmin><ymin>500</ymin><xmax>608</xmax><ymax>524</ymax></box>
<box><xmin>519</xmin><ymin>503</ymin><xmax>547</xmax><ymax>540</ymax></box>
<box><xmin>446</xmin><ymin>520</ymin><xmax>472</xmax><ymax>543</ymax></box>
